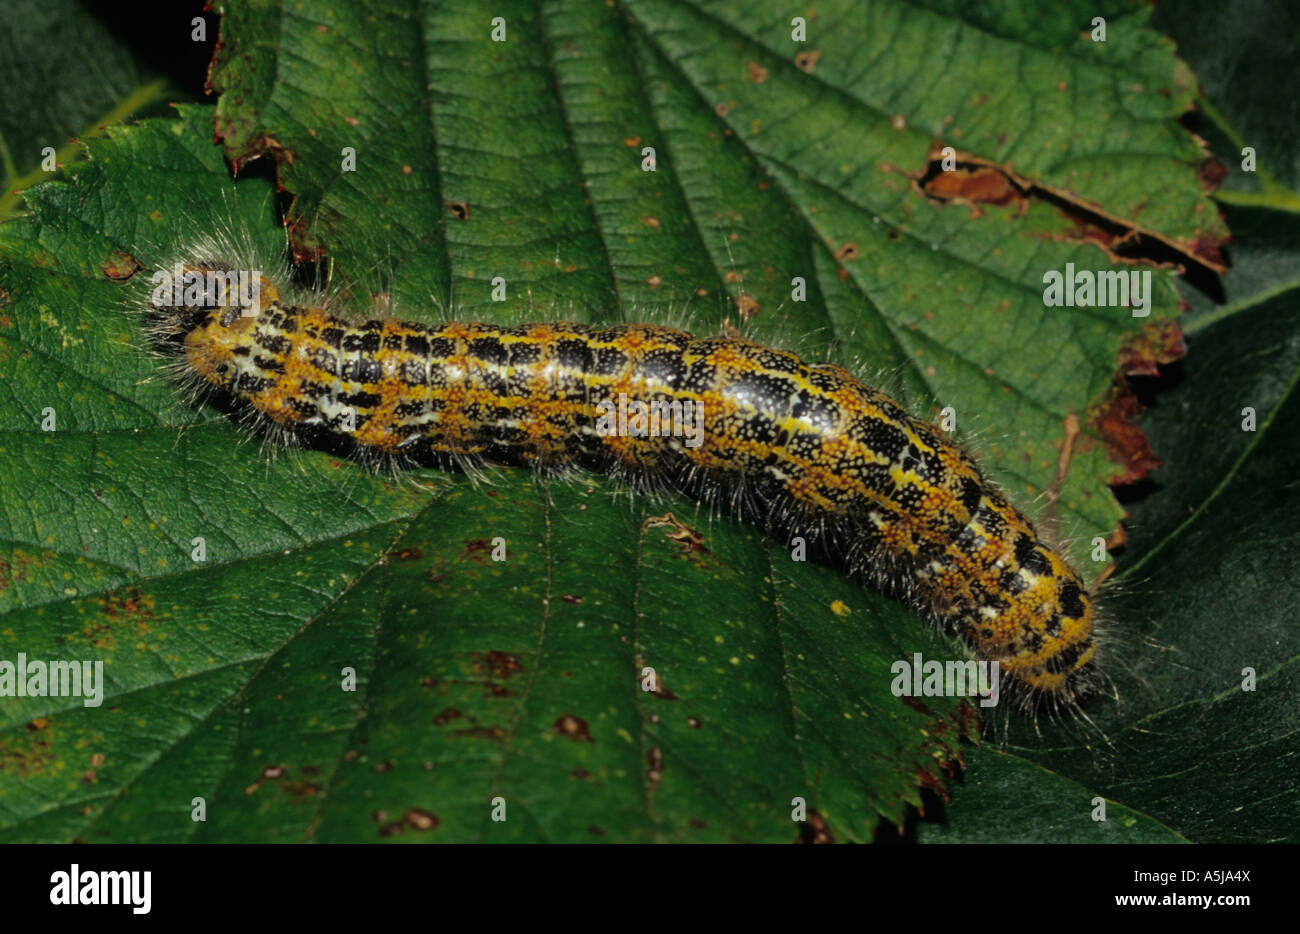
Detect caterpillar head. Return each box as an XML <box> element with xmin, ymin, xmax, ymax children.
<box><xmin>146</xmin><ymin>262</ymin><xmax>279</xmax><ymax>336</ymax></box>
<box><xmin>144</xmin><ymin>263</ymin><xmax>281</xmax><ymax>391</ymax></box>
<box><xmin>995</xmin><ymin>542</ymin><xmax>1097</xmax><ymax>699</ymax></box>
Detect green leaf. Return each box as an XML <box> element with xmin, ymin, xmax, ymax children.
<box><xmin>0</xmin><ymin>0</ymin><xmax>1233</xmax><ymax>842</ymax></box>
<box><xmin>973</xmin><ymin>246</ymin><xmax>1300</xmax><ymax>845</ymax></box>
<box><xmin>916</xmin><ymin>749</ymin><xmax>1187</xmax><ymax>843</ymax></box>
<box><xmin>923</xmin><ymin>2</ymin><xmax>1300</xmax><ymax>843</ymax></box>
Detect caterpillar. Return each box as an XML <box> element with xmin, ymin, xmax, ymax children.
<box><xmin>145</xmin><ymin>258</ymin><xmax>1099</xmax><ymax>708</ymax></box>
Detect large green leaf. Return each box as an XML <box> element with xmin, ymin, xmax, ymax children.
<box><xmin>0</xmin><ymin>0</ymin><xmax>1243</xmax><ymax>842</ymax></box>
<box><xmin>920</xmin><ymin>0</ymin><xmax>1300</xmax><ymax>843</ymax></box>
<box><xmin>920</xmin><ymin>287</ymin><xmax>1300</xmax><ymax>842</ymax></box>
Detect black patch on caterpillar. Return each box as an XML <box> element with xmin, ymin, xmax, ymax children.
<box><xmin>1059</xmin><ymin>580</ymin><xmax>1087</xmax><ymax>620</ymax></box>
<box><xmin>340</xmin><ymin>389</ymin><xmax>383</xmax><ymax>409</ymax></box>
<box><xmin>404</xmin><ymin>333</ymin><xmax>430</xmax><ymax>356</ymax></box>
<box><xmin>1014</xmin><ymin>534</ymin><xmax>1051</xmax><ymax>576</ymax></box>
<box><xmin>253</xmin><ymin>354</ymin><xmax>286</xmax><ymax>373</ymax></box>
<box><xmin>342</xmin><ymin>330</ymin><xmax>381</xmax><ymax>354</ymax></box>
<box><xmin>342</xmin><ymin>353</ymin><xmax>383</xmax><ymax>384</ymax></box>
<box><xmin>469</xmin><ymin>337</ymin><xmax>508</xmax><ymax>367</ymax></box>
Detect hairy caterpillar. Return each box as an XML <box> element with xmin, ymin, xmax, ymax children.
<box><xmin>145</xmin><ymin>258</ymin><xmax>1099</xmax><ymax>707</ymax></box>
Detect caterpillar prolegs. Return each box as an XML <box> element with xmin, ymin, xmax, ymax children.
<box><xmin>148</xmin><ymin>261</ymin><xmax>1099</xmax><ymax>704</ymax></box>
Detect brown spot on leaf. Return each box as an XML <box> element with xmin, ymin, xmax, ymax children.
<box><xmin>834</xmin><ymin>243</ymin><xmax>859</xmax><ymax>262</ymax></box>
<box><xmin>649</xmin><ymin>677</ymin><xmax>680</xmax><ymax>701</ymax></box>
<box><xmin>642</xmin><ymin>512</ymin><xmax>709</xmax><ymax>561</ymax></box>
<box><xmin>432</xmin><ymin>707</ymin><xmax>462</xmax><ymax>726</ymax></box>
<box><xmin>736</xmin><ymin>293</ymin><xmax>760</xmax><ymax>320</ymax></box>
<box><xmin>1119</xmin><ymin>320</ymin><xmax>1185</xmax><ymax>377</ymax></box>
<box><xmin>560</xmin><ymin>593</ymin><xmax>584</xmax><ymax>605</ymax></box>
<box><xmin>923</xmin><ymin>166</ymin><xmax>1024</xmax><ymax>209</ymax></box>
<box><xmin>1</xmin><ymin>555</ymin><xmax>28</xmax><ymax>593</ymax></box>
<box><xmin>794</xmin><ymin>49</ymin><xmax>821</xmax><ymax>73</ymax></box>
<box><xmin>746</xmin><ymin>61</ymin><xmax>768</xmax><ymax>83</ymax></box>
<box><xmin>553</xmin><ymin>714</ymin><xmax>595</xmax><ymax>742</ymax></box>
<box><xmin>0</xmin><ymin>731</ymin><xmax>54</xmax><ymax>777</ymax></box>
<box><xmin>262</xmin><ymin>765</ymin><xmax>285</xmax><ymax>780</ymax></box>
<box><xmin>455</xmin><ymin>725</ymin><xmax>506</xmax><ymax>740</ymax></box>
<box><xmin>82</xmin><ymin>586</ymin><xmax>155</xmax><ymax>650</ymax></box>
<box><xmin>647</xmin><ymin>746</ymin><xmax>664</xmax><ymax>785</ymax></box>
<box><xmin>462</xmin><ymin>539</ymin><xmax>497</xmax><ymax>566</ymax></box>
<box><xmin>282</xmin><ymin>780</ymin><xmax>321</xmax><ymax>800</ymax></box>
<box><xmin>447</xmin><ymin>201</ymin><xmax>470</xmax><ymax>220</ymax></box>
<box><xmin>796</xmin><ymin>810</ymin><xmax>834</xmax><ymax>844</ymax></box>
<box><xmin>1087</xmin><ymin>322</ymin><xmax>1185</xmax><ymax>489</ymax></box>
<box><xmin>394</xmin><ymin>547</ymin><xmax>423</xmax><ymax>561</ymax></box>
<box><xmin>101</xmin><ymin>252</ymin><xmax>144</xmax><ymax>281</ymax></box>
<box><xmin>101</xmin><ymin>586</ymin><xmax>153</xmax><ymax>620</ymax></box>
<box><xmin>1094</xmin><ymin>387</ymin><xmax>1163</xmax><ymax>486</ymax></box>
<box><xmin>405</xmin><ymin>808</ymin><xmax>439</xmax><ymax>831</ymax></box>
<box><xmin>1191</xmin><ymin>232</ymin><xmax>1227</xmax><ymax>270</ymax></box>
<box><xmin>479</xmin><ymin>650</ymin><xmax>523</xmax><ymax>679</ymax></box>
<box><xmin>1198</xmin><ymin>157</ymin><xmax>1229</xmax><ymax>192</ymax></box>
